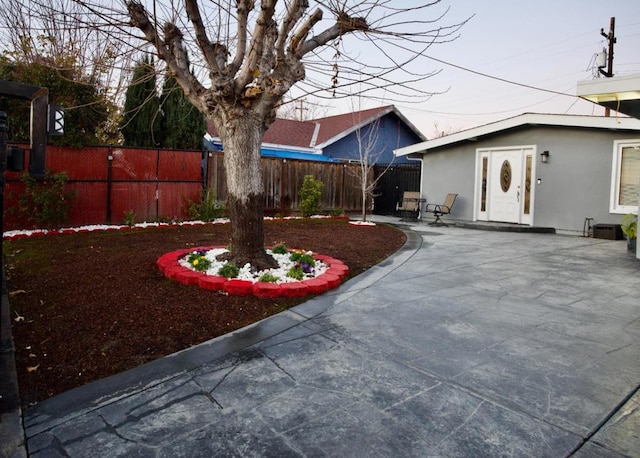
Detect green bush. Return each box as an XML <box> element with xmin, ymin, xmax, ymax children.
<box><xmin>299</xmin><ymin>175</ymin><xmax>323</xmax><ymax>217</ymax></box>
<box><xmin>187</xmin><ymin>189</ymin><xmax>226</xmax><ymax>221</ymax></box>
<box><xmin>123</xmin><ymin>210</ymin><xmax>135</xmax><ymax>227</ymax></box>
<box><xmin>218</xmin><ymin>263</ymin><xmax>239</xmax><ymax>278</ymax></box>
<box><xmin>272</xmin><ymin>243</ymin><xmax>288</xmax><ymax>255</ymax></box>
<box><xmin>187</xmin><ymin>252</ymin><xmax>212</xmax><ymax>272</ymax></box>
<box><xmin>290</xmin><ymin>251</ymin><xmax>315</xmax><ymax>266</ymax></box>
<box><xmin>258</xmin><ymin>272</ymin><xmax>280</xmax><ymax>283</ymax></box>
<box><xmin>17</xmin><ymin>171</ymin><xmax>76</xmax><ymax>228</ymax></box>
<box><xmin>287</xmin><ymin>265</ymin><xmax>304</xmax><ymax>280</ymax></box>
<box><xmin>621</xmin><ymin>213</ymin><xmax>637</xmax><ymax>239</ymax></box>
<box><xmin>327</xmin><ymin>208</ymin><xmax>345</xmax><ymax>217</ymax></box>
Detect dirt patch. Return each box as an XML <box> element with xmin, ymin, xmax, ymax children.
<box><xmin>3</xmin><ymin>218</ymin><xmax>406</xmax><ymax>406</ymax></box>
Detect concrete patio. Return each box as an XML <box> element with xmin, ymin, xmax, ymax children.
<box><xmin>17</xmin><ymin>219</ymin><xmax>640</xmax><ymax>456</ymax></box>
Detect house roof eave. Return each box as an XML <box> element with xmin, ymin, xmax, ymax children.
<box><xmin>394</xmin><ymin>113</ymin><xmax>640</xmax><ymax>157</ymax></box>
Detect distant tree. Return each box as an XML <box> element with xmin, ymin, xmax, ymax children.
<box><xmin>432</xmin><ymin>121</ymin><xmax>462</xmax><ymax>139</ymax></box>
<box><xmin>120</xmin><ymin>56</ymin><xmax>162</xmax><ymax>147</ymax></box>
<box><xmin>0</xmin><ymin>57</ymin><xmax>114</xmax><ymax>146</ymax></box>
<box><xmin>0</xmin><ymin>0</ymin><xmax>126</xmax><ymax>145</ymax></box>
<box><xmin>160</xmin><ymin>74</ymin><xmax>206</xmax><ymax>150</ymax></box>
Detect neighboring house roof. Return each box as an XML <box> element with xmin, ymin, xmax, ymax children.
<box><xmin>311</xmin><ymin>105</ymin><xmax>427</xmax><ymax>148</ymax></box>
<box><xmin>577</xmin><ymin>74</ymin><xmax>640</xmax><ymax>119</ymax></box>
<box><xmin>206</xmin><ymin>105</ymin><xmax>426</xmax><ymax>152</ymax></box>
<box><xmin>395</xmin><ymin>113</ymin><xmax>640</xmax><ymax>157</ymax></box>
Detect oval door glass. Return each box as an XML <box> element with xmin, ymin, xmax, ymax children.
<box><xmin>500</xmin><ymin>160</ymin><xmax>512</xmax><ymax>192</ymax></box>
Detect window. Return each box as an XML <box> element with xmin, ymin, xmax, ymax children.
<box><xmin>611</xmin><ymin>140</ymin><xmax>640</xmax><ymax>213</ymax></box>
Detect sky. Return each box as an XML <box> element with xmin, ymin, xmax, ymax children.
<box><xmin>307</xmin><ymin>0</ymin><xmax>640</xmax><ymax>138</ymax></box>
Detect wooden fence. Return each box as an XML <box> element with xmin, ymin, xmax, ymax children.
<box><xmin>205</xmin><ymin>152</ymin><xmax>371</xmax><ymax>215</ymax></box>
<box><xmin>3</xmin><ymin>146</ymin><xmax>374</xmax><ymax>230</ymax></box>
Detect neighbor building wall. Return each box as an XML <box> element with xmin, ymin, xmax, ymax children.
<box><xmin>418</xmin><ymin>125</ymin><xmax>640</xmax><ymax>233</ymax></box>
<box><xmin>323</xmin><ymin>113</ymin><xmax>422</xmax><ymax>164</ymax></box>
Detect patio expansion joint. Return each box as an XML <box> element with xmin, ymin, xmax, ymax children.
<box><xmin>566</xmin><ymin>382</ymin><xmax>640</xmax><ymax>457</ymax></box>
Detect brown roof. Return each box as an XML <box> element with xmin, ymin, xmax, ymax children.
<box><xmin>206</xmin><ymin>105</ymin><xmax>422</xmax><ymax>148</ymax></box>
<box><xmin>262</xmin><ymin>118</ymin><xmax>317</xmax><ymax>148</ymax></box>
<box><xmin>311</xmin><ymin>106</ymin><xmax>393</xmax><ymax>146</ymax></box>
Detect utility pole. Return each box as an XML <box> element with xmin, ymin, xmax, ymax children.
<box><xmin>295</xmin><ymin>99</ymin><xmax>308</xmax><ymax>121</ymax></box>
<box><xmin>599</xmin><ymin>17</ymin><xmax>616</xmax><ymax>116</ymax></box>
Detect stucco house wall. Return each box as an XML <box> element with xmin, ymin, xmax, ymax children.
<box><xmin>413</xmin><ymin>124</ymin><xmax>639</xmax><ymax>233</ymax></box>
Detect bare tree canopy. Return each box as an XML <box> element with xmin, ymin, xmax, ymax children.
<box><xmin>3</xmin><ymin>0</ymin><xmax>467</xmax><ymax>268</ymax></box>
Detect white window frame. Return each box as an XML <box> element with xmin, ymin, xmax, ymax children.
<box><xmin>610</xmin><ymin>139</ymin><xmax>640</xmax><ymax>214</ymax></box>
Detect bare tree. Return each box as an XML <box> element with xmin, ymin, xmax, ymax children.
<box><xmin>347</xmin><ymin>108</ymin><xmax>394</xmax><ymax>223</ymax></box>
<box><xmin>15</xmin><ymin>0</ymin><xmax>466</xmax><ymax>268</ymax></box>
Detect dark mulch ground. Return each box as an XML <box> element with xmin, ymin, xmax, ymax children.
<box><xmin>3</xmin><ymin>218</ymin><xmax>406</xmax><ymax>406</ymax></box>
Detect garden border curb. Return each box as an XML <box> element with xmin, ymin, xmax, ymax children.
<box><xmin>157</xmin><ymin>246</ymin><xmax>349</xmax><ymax>297</ymax></box>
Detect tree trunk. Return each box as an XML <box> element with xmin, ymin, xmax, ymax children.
<box><xmin>216</xmin><ymin>111</ymin><xmax>277</xmax><ymax>270</ymax></box>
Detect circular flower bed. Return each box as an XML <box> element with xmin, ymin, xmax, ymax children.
<box><xmin>157</xmin><ymin>245</ymin><xmax>349</xmax><ymax>297</ymax></box>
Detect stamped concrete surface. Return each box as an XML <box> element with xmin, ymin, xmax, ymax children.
<box><xmin>22</xmin><ymin>221</ymin><xmax>640</xmax><ymax>457</ymax></box>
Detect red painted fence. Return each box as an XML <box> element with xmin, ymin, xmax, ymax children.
<box><xmin>3</xmin><ymin>145</ymin><xmax>203</xmax><ymax>230</ymax></box>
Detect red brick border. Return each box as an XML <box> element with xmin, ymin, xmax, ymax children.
<box><xmin>157</xmin><ymin>246</ymin><xmax>349</xmax><ymax>297</ymax></box>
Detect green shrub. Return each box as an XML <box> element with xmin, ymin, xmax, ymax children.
<box><xmin>188</xmin><ymin>189</ymin><xmax>226</xmax><ymax>221</ymax></box>
<box><xmin>299</xmin><ymin>175</ymin><xmax>323</xmax><ymax>217</ymax></box>
<box><xmin>17</xmin><ymin>171</ymin><xmax>76</xmax><ymax>228</ymax></box>
<box><xmin>258</xmin><ymin>272</ymin><xmax>280</xmax><ymax>283</ymax></box>
<box><xmin>327</xmin><ymin>208</ymin><xmax>345</xmax><ymax>217</ymax></box>
<box><xmin>290</xmin><ymin>251</ymin><xmax>315</xmax><ymax>266</ymax></box>
<box><xmin>621</xmin><ymin>213</ymin><xmax>637</xmax><ymax>239</ymax></box>
<box><xmin>218</xmin><ymin>263</ymin><xmax>239</xmax><ymax>278</ymax></box>
<box><xmin>187</xmin><ymin>252</ymin><xmax>212</xmax><ymax>272</ymax></box>
<box><xmin>272</xmin><ymin>243</ymin><xmax>288</xmax><ymax>255</ymax></box>
<box><xmin>123</xmin><ymin>210</ymin><xmax>135</xmax><ymax>227</ymax></box>
<box><xmin>287</xmin><ymin>265</ymin><xmax>304</xmax><ymax>280</ymax></box>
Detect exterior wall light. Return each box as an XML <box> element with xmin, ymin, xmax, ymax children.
<box><xmin>541</xmin><ymin>150</ymin><xmax>550</xmax><ymax>163</ymax></box>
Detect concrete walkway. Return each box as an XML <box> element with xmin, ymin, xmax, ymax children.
<box><xmin>22</xmin><ymin>220</ymin><xmax>640</xmax><ymax>457</ymax></box>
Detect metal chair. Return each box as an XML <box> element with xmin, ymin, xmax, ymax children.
<box><xmin>425</xmin><ymin>193</ymin><xmax>457</xmax><ymax>226</ymax></box>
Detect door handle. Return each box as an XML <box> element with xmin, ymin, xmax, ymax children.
<box><xmin>517</xmin><ymin>186</ymin><xmax>520</xmax><ymax>203</ymax></box>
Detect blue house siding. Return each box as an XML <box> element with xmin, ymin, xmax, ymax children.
<box><xmin>321</xmin><ymin>113</ymin><xmax>422</xmax><ymax>164</ymax></box>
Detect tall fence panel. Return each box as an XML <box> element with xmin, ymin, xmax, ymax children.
<box><xmin>3</xmin><ymin>145</ymin><xmax>203</xmax><ymax>230</ymax></box>
<box><xmin>372</xmin><ymin>163</ymin><xmax>421</xmax><ymax>215</ymax></box>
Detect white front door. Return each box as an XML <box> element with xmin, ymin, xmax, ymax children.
<box><xmin>488</xmin><ymin>149</ymin><xmax>523</xmax><ymax>223</ymax></box>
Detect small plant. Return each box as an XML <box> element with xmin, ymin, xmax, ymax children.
<box><xmin>16</xmin><ymin>170</ymin><xmax>76</xmax><ymax>228</ymax></box>
<box><xmin>123</xmin><ymin>210</ymin><xmax>135</xmax><ymax>227</ymax></box>
<box><xmin>187</xmin><ymin>250</ymin><xmax>212</xmax><ymax>272</ymax></box>
<box><xmin>621</xmin><ymin>213</ymin><xmax>637</xmax><ymax>239</ymax></box>
<box><xmin>258</xmin><ymin>272</ymin><xmax>280</xmax><ymax>283</ymax></box>
<box><xmin>187</xmin><ymin>189</ymin><xmax>226</xmax><ymax>221</ymax></box>
<box><xmin>327</xmin><ymin>207</ymin><xmax>345</xmax><ymax>217</ymax></box>
<box><xmin>287</xmin><ymin>265</ymin><xmax>304</xmax><ymax>280</ymax></box>
<box><xmin>218</xmin><ymin>263</ymin><xmax>239</xmax><ymax>278</ymax></box>
<box><xmin>272</xmin><ymin>243</ymin><xmax>288</xmax><ymax>255</ymax></box>
<box><xmin>299</xmin><ymin>175</ymin><xmax>323</xmax><ymax>217</ymax></box>
<box><xmin>290</xmin><ymin>251</ymin><xmax>316</xmax><ymax>267</ymax></box>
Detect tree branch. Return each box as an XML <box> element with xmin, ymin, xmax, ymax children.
<box><xmin>235</xmin><ymin>0</ymin><xmax>276</xmax><ymax>93</ymax></box>
<box><xmin>184</xmin><ymin>0</ymin><xmax>222</xmax><ymax>72</ymax></box>
<box><xmin>126</xmin><ymin>1</ymin><xmax>205</xmax><ymax>104</ymax></box>
<box><xmin>228</xmin><ymin>0</ymin><xmax>251</xmax><ymax>75</ymax></box>
<box><xmin>276</xmin><ymin>0</ymin><xmax>307</xmax><ymax>58</ymax></box>
<box><xmin>294</xmin><ymin>10</ymin><xmax>368</xmax><ymax>57</ymax></box>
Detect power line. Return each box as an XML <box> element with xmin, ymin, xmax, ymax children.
<box><xmin>422</xmin><ymin>54</ymin><xmax>578</xmax><ymax>99</ymax></box>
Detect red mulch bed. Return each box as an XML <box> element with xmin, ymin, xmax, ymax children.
<box><xmin>3</xmin><ymin>218</ymin><xmax>405</xmax><ymax>406</ymax></box>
